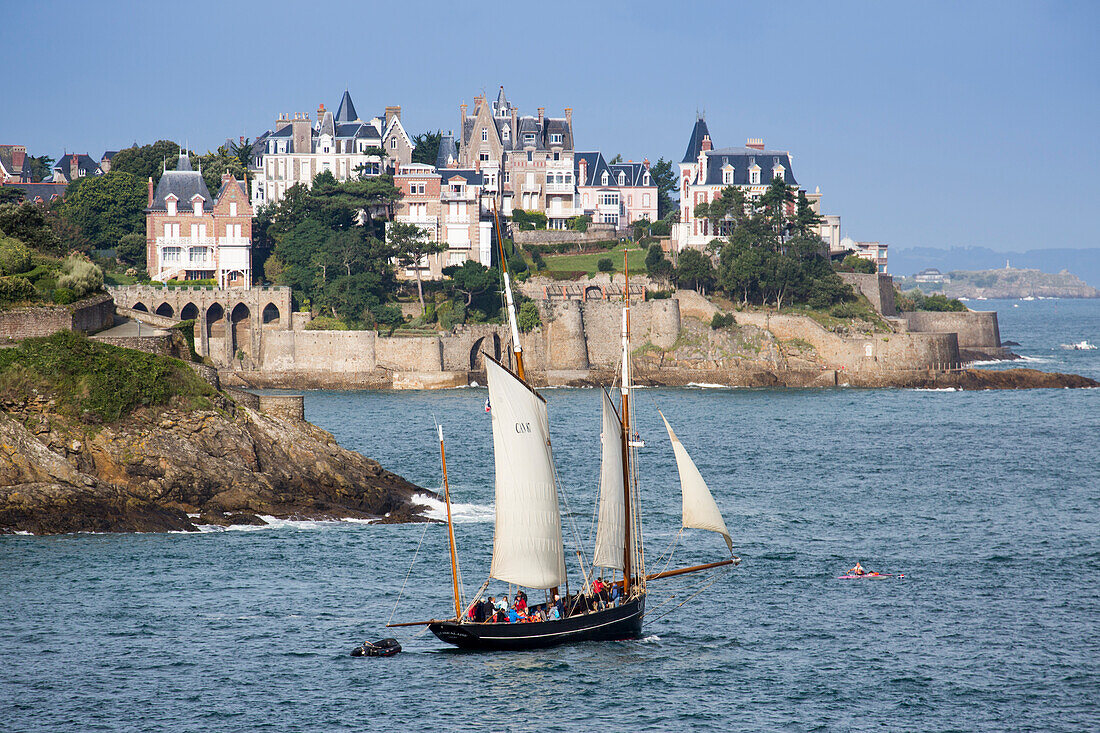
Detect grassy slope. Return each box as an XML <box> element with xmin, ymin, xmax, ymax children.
<box><xmin>0</xmin><ymin>331</ymin><xmax>215</xmax><ymax>422</ymax></box>
<box><xmin>538</xmin><ymin>244</ymin><xmax>648</xmax><ymax>276</ymax></box>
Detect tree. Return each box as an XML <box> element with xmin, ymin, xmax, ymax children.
<box><xmin>511</xmin><ymin>209</ymin><xmax>547</xmax><ymax>231</ymax></box>
<box><xmin>645</xmin><ymin>243</ymin><xmax>673</xmax><ymax>287</ymax></box>
<box><xmin>793</xmin><ymin>191</ymin><xmax>823</xmax><ymax>237</ymax></box>
<box><xmin>759</xmin><ymin>177</ymin><xmax>796</xmax><ymax>245</ymax></box>
<box><xmin>609</xmin><ymin>153</ymin><xmax>623</xmax><ymax>164</ymax></box>
<box><xmin>838</xmin><ymin>254</ymin><xmax>877</xmax><ymax>274</ymax></box>
<box><xmin>0</xmin><ymin>201</ymin><xmax>63</xmax><ymax>254</ymax></box>
<box><xmin>389</xmin><ymin>222</ymin><xmax>444</xmax><ymax>310</ymax></box>
<box><xmin>411</xmin><ymin>131</ymin><xmax>442</xmax><ymax>166</ymax></box>
<box><xmin>648</xmin><ymin>157</ymin><xmax>678</xmax><ymax>219</ymax></box>
<box><xmin>517</xmin><ymin>300</ymin><xmax>541</xmax><ymax>332</ymax></box>
<box><xmin>0</xmin><ymin>188</ymin><xmax>24</xmax><ymax>205</ymax></box>
<box><xmin>229</xmin><ymin>138</ymin><xmax>252</xmax><ymax>169</ymax></box>
<box><xmin>0</xmin><ymin>233</ymin><xmax>32</xmax><ymax>274</ymax></box>
<box><xmin>444</xmin><ymin>260</ymin><xmax>500</xmax><ymax>310</ymax></box>
<box><xmin>24</xmin><ymin>155</ymin><xmax>54</xmax><ymax>183</ymax></box>
<box><xmin>597</xmin><ymin>257</ymin><xmax>614</xmax><ymax>273</ymax></box>
<box><xmin>116</xmin><ymin>232</ymin><xmax>146</xmax><ymax>267</ymax></box>
<box><xmin>108</xmin><ymin>141</ymin><xmax>184</xmax><ymax>188</ymax></box>
<box><xmin>674</xmin><ymin>248</ymin><xmax>715</xmax><ymax>293</ymax></box>
<box><xmin>60</xmin><ymin>172</ymin><xmax>146</xmax><ymax>250</ymax></box>
<box><xmin>193</xmin><ymin>144</ymin><xmax>248</xmax><ymax>194</ymax></box>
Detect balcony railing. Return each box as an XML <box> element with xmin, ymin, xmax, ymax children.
<box><xmin>156</xmin><ymin>237</ymin><xmax>216</xmax><ymax>247</ymax></box>
<box><xmin>440</xmin><ymin>189</ymin><xmax>474</xmax><ymax>201</ymax></box>
<box><xmin>545</xmin><ymin>182</ymin><xmax>574</xmax><ymax>194</ymax></box>
<box><xmin>218</xmin><ymin>237</ymin><xmax>251</xmax><ymax>247</ymax></box>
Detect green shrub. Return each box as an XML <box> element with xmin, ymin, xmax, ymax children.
<box><xmin>531</xmin><ymin>250</ymin><xmax>545</xmax><ymax>271</ymax></box>
<box><xmin>597</xmin><ymin>257</ymin><xmax>614</xmax><ymax>273</ymax></box>
<box><xmin>646</xmin><ymin>289</ymin><xmax>672</xmax><ymax>300</ymax></box>
<box><xmin>57</xmin><ymin>254</ymin><xmax>103</xmax><ymax>299</ymax></box>
<box><xmin>0</xmin><ymin>233</ymin><xmax>32</xmax><ymax>275</ymax></box>
<box><xmin>173</xmin><ymin>319</ymin><xmax>199</xmax><ymax>361</ymax></box>
<box><xmin>0</xmin><ymin>276</ymin><xmax>36</xmax><ymax>304</ymax></box>
<box><xmin>304</xmin><ymin>316</ymin><xmax>349</xmax><ymax>331</ymax></box>
<box><xmin>52</xmin><ymin>287</ymin><xmax>76</xmax><ymax>304</ymax></box>
<box><xmin>711</xmin><ymin>312</ymin><xmax>735</xmax><ymax>329</ymax></box>
<box><xmin>568</xmin><ymin>214</ymin><xmax>591</xmax><ymax>232</ymax></box>
<box><xmin>836</xmin><ymin>254</ymin><xmax>878</xmax><ymax>274</ymax></box>
<box><xmin>830</xmin><ymin>302</ymin><xmax>863</xmax><ymax>319</ymax></box>
<box><xmin>0</xmin><ymin>330</ymin><xmax>214</xmax><ymax>422</ymax></box>
<box><xmin>512</xmin><ymin>209</ymin><xmax>548</xmax><ymax>231</ymax></box>
<box><xmin>921</xmin><ymin>293</ymin><xmax>968</xmax><ymax>312</ymax></box>
<box><xmin>508</xmin><ymin>254</ymin><xmax>528</xmax><ymax>274</ymax></box>
<box><xmin>517</xmin><ymin>300</ymin><xmax>541</xmax><ymax>332</ymax></box>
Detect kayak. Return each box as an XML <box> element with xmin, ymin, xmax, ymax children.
<box><xmin>837</xmin><ymin>573</ymin><xmax>904</xmax><ymax>579</ymax></box>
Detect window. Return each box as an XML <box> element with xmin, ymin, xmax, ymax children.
<box><xmin>229</xmin><ymin>202</ymin><xmax>237</xmax><ymax>216</ymax></box>
<box><xmin>773</xmin><ymin>167</ymin><xmax>784</xmax><ymax>181</ymax></box>
<box><xmin>193</xmin><ymin>200</ymin><xmax>202</xmax><ymax>216</ymax></box>
<box><xmin>527</xmin><ymin>151</ymin><xmax>533</xmax><ymax>162</ymax></box>
<box><xmin>502</xmin><ymin>128</ymin><xmax>509</xmax><ymax>140</ymax></box>
<box><xmin>599</xmin><ymin>193</ymin><xmax>619</xmax><ymax>207</ymax></box>
<box><xmin>409</xmin><ymin>182</ymin><xmax>426</xmax><ymax>195</ymax></box>
<box><xmin>750</xmin><ymin>169</ymin><xmax>760</xmax><ymax>185</ymax></box>
<box><xmin>602</xmin><ymin>213</ymin><xmax>619</xmax><ymax>225</ymax></box>
<box><xmin>643</xmin><ymin>173</ymin><xmax>650</xmax><ymax>185</ymax></box>
<box><xmin>166</xmin><ymin>198</ymin><xmax>177</xmax><ymax>216</ymax></box>
<box><xmin>524</xmin><ymin>133</ymin><xmax>535</xmax><ymax>145</ymax></box>
<box><xmin>549</xmin><ymin>133</ymin><xmax>562</xmax><ymax>144</ymax></box>
<box><xmin>189</xmin><ymin>247</ymin><xmax>206</xmax><ymax>263</ymax></box>
<box><xmin>553</xmin><ymin>151</ymin><xmax>560</xmax><ymax>161</ymax></box>
<box><xmin>391</xmin><ymin>137</ymin><xmax>398</xmax><ymax>149</ymax></box>
<box><xmin>643</xmin><ymin>193</ymin><xmax>650</xmax><ymax>206</ymax></box>
<box><xmin>723</xmin><ymin>169</ymin><xmax>733</xmax><ymax>185</ymax></box>
<box><xmin>617</xmin><ymin>172</ymin><xmax>625</xmax><ymax>186</ymax></box>
<box><xmin>323</xmin><ymin>146</ymin><xmax>330</xmax><ymax>153</ymax></box>
<box><xmin>163</xmin><ymin>246</ymin><xmax>181</xmax><ymax>263</ymax></box>
<box><xmin>482</xmin><ymin>128</ymin><xmax>488</xmax><ymax>142</ymax></box>
<box><xmin>503</xmin><ymin>171</ymin><xmax>510</xmax><ymax>183</ymax></box>
<box><xmin>601</xmin><ymin>172</ymin><xmax>609</xmax><ymax>185</ymax></box>
<box><xmin>480</xmin><ymin>151</ymin><xmax>490</xmax><ymax>162</ymax></box>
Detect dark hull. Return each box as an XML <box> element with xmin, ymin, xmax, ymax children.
<box><xmin>429</xmin><ymin>596</ymin><xmax>645</xmax><ymax>651</ymax></box>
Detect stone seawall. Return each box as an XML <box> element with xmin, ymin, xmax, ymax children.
<box><xmin>838</xmin><ymin>273</ymin><xmax>897</xmax><ymax>316</ymax></box>
<box><xmin>904</xmin><ymin>310</ymin><xmax>1000</xmax><ymax>348</ymax></box>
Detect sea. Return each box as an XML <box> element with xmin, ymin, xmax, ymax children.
<box><xmin>2</xmin><ymin>299</ymin><xmax>1098</xmax><ymax>732</ymax></box>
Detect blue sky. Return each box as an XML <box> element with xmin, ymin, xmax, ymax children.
<box><xmin>3</xmin><ymin>1</ymin><xmax>1097</xmax><ymax>252</ymax></box>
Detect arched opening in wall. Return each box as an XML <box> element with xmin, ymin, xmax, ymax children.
<box><xmin>180</xmin><ymin>302</ymin><xmax>198</xmax><ymax>321</ymax></box>
<box><xmin>584</xmin><ymin>285</ymin><xmax>602</xmax><ymax>301</ymax></box>
<box><xmin>492</xmin><ymin>333</ymin><xmax>502</xmax><ymax>361</ymax></box>
<box><xmin>206</xmin><ymin>303</ymin><xmax>225</xmax><ymax>340</ymax></box>
<box><xmin>231</xmin><ymin>302</ymin><xmax>252</xmax><ymax>359</ymax></box>
<box><xmin>132</xmin><ymin>302</ymin><xmax>148</xmax><ymax>312</ymax></box>
<box><xmin>469</xmin><ymin>336</ymin><xmax>486</xmax><ymax>370</ymax></box>
<box><xmin>155</xmin><ymin>302</ymin><xmax>174</xmax><ymax>318</ymax></box>
<box><xmin>262</xmin><ymin>303</ymin><xmax>281</xmax><ymax>327</ymax></box>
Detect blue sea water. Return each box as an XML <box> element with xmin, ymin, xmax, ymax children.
<box><xmin>2</xmin><ymin>300</ymin><xmax>1099</xmax><ymax>732</ymax></box>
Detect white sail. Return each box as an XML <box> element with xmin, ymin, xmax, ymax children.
<box><xmin>593</xmin><ymin>389</ymin><xmax>625</xmax><ymax>569</ymax></box>
<box><xmin>486</xmin><ymin>358</ymin><xmax>567</xmax><ymax>589</ymax></box>
<box><xmin>660</xmin><ymin>412</ymin><xmax>734</xmax><ymax>553</ymax></box>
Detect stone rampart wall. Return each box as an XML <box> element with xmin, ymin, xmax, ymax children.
<box><xmin>91</xmin><ymin>333</ymin><xmax>180</xmax><ymax>359</ymax></box>
<box><xmin>116</xmin><ymin>307</ymin><xmax>178</xmax><ymax>328</ymax></box>
<box><xmin>512</xmin><ymin>224</ymin><xmax>617</xmax><ymax>245</ymax></box>
<box><xmin>0</xmin><ymin>293</ymin><xmax>115</xmax><ymax>341</ymax></box>
<box><xmin>904</xmin><ymin>311</ymin><xmax>1000</xmax><ymax>348</ymax></box>
<box><xmin>258</xmin><ymin>394</ymin><xmax>305</xmax><ymax>422</ymax></box>
<box><xmin>375</xmin><ymin>335</ymin><xmax>443</xmax><ymax>372</ymax></box>
<box><xmin>260</xmin><ymin>330</ymin><xmax>377</xmax><ymax>372</ymax></box>
<box><xmin>839</xmin><ymin>273</ymin><xmax>897</xmax><ymax>316</ymax></box>
<box><xmin>734</xmin><ymin>311</ymin><xmax>960</xmax><ymax>371</ymax></box>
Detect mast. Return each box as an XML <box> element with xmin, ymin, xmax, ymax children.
<box><xmin>620</xmin><ymin>250</ymin><xmax>633</xmax><ymax>594</ymax></box>
<box><xmin>439</xmin><ymin>425</ymin><xmax>462</xmax><ymax>620</ymax></box>
<box><xmin>491</xmin><ymin>203</ymin><xmax>525</xmax><ymax>381</ymax></box>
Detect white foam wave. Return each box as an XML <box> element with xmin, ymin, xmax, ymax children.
<box><xmin>912</xmin><ymin>387</ymin><xmax>958</xmax><ymax>392</ymax></box>
<box><xmin>1018</xmin><ymin>355</ymin><xmax>1051</xmax><ymax>363</ymax></box>
<box><xmin>412</xmin><ymin>493</ymin><xmax>494</xmax><ymax>523</ymax></box>
<box><xmin>686</xmin><ymin>382</ymin><xmax>732</xmax><ymax>389</ymax></box>
<box><xmin>967</xmin><ymin>359</ymin><xmax>1008</xmax><ymax>367</ymax></box>
<box><xmin>639</xmin><ymin>634</ymin><xmax>661</xmax><ymax>643</ymax></box>
<box><xmin>12</xmin><ymin>530</ymin><xmax>34</xmax><ymax>536</ymax></box>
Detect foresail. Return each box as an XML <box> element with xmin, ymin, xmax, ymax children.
<box><xmin>593</xmin><ymin>389</ymin><xmax>625</xmax><ymax>570</ymax></box>
<box><xmin>486</xmin><ymin>358</ymin><xmax>567</xmax><ymax>589</ymax></box>
<box><xmin>660</xmin><ymin>412</ymin><xmax>734</xmax><ymax>554</ymax></box>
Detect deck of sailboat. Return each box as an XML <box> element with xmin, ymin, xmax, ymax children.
<box><xmin>429</xmin><ymin>596</ymin><xmax>645</xmax><ymax>651</ymax></box>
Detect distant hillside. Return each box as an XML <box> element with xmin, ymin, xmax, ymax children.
<box><xmin>890</xmin><ymin>247</ymin><xmax>1100</xmax><ymax>288</ymax></box>
<box><xmin>895</xmin><ymin>268</ymin><xmax>1100</xmax><ymax>299</ymax></box>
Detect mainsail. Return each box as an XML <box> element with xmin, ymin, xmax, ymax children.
<box><xmin>659</xmin><ymin>412</ymin><xmax>734</xmax><ymax>553</ymax></box>
<box><xmin>593</xmin><ymin>389</ymin><xmax>625</xmax><ymax>569</ymax></box>
<box><xmin>486</xmin><ymin>358</ymin><xmax>567</xmax><ymax>589</ymax></box>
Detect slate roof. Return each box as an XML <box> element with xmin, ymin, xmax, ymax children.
<box><xmin>440</xmin><ymin>169</ymin><xmax>484</xmax><ymax>186</ymax></box>
<box><xmin>335</xmin><ymin>90</ymin><xmax>359</xmax><ymax>124</ymax></box>
<box><xmin>318</xmin><ymin>110</ymin><xmax>336</xmax><ymax>138</ymax></box>
<box><xmin>682</xmin><ymin>117</ymin><xmax>711</xmax><ymax>163</ymax></box>
<box><xmin>102</xmin><ymin>150</ymin><xmax>119</xmax><ymax>161</ymax></box>
<box><xmin>4</xmin><ymin>182</ymin><xmax>68</xmax><ymax>203</ymax></box>
<box><xmin>608</xmin><ymin>162</ymin><xmax>651</xmax><ymax>187</ymax></box>
<box><xmin>148</xmin><ymin>154</ymin><xmax>213</xmax><ymax>212</ymax></box>
<box><xmin>574</xmin><ymin>151</ymin><xmax>608</xmax><ymax>186</ymax></box>
<box><xmin>53</xmin><ymin>153</ymin><xmax>101</xmax><ymax>177</ymax></box>
<box><xmin>436</xmin><ymin>133</ymin><xmax>459</xmax><ymax>168</ymax></box>
<box><xmin>0</xmin><ymin>146</ymin><xmax>21</xmax><ymax>176</ymax></box>
<box><xmin>702</xmin><ymin>148</ymin><xmax>797</xmax><ymax>186</ymax></box>
<box><xmin>214</xmin><ymin>178</ymin><xmax>248</xmax><ymax>202</ymax></box>
<box><xmin>494</xmin><ymin>86</ymin><xmax>509</xmax><ymax>115</ymax></box>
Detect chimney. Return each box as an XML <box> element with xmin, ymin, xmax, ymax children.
<box><xmin>510</xmin><ymin>107</ymin><xmax>517</xmax><ymax>136</ymax></box>
<box><xmin>578</xmin><ymin>157</ymin><xmax>588</xmax><ymax>186</ymax></box>
<box><xmin>537</xmin><ymin>107</ymin><xmax>545</xmax><ymax>126</ymax></box>
<box><xmin>747</xmin><ymin>137</ymin><xmax>764</xmax><ymax>150</ymax></box>
<box><xmin>701</xmin><ymin>134</ymin><xmax>712</xmax><ymax>152</ymax></box>
<box><xmin>147</xmin><ymin>177</ymin><xmax>154</xmax><ymax>207</ymax></box>
<box><xmin>317</xmin><ymin>102</ymin><xmax>326</xmax><ymax>121</ymax></box>
<box><xmin>565</xmin><ymin>107</ymin><xmax>572</xmax><ymax>127</ymax></box>
<box><xmin>643</xmin><ymin>158</ymin><xmax>650</xmax><ymax>169</ymax></box>
<box><xmin>12</xmin><ymin>146</ymin><xmax>25</xmax><ymax>172</ymax></box>
<box><xmin>385</xmin><ymin>106</ymin><xmax>401</xmax><ymax>128</ymax></box>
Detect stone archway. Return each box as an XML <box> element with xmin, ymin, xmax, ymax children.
<box><xmin>132</xmin><ymin>302</ymin><xmax>148</xmax><ymax>312</ymax></box>
<box><xmin>155</xmin><ymin>302</ymin><xmax>174</xmax><ymax>318</ymax></box>
<box><xmin>231</xmin><ymin>303</ymin><xmax>252</xmax><ymax>359</ymax></box>
<box><xmin>584</xmin><ymin>285</ymin><xmax>602</xmax><ymax>301</ymax></box>
<box><xmin>206</xmin><ymin>303</ymin><xmax>225</xmax><ymax>352</ymax></box>
<box><xmin>492</xmin><ymin>333</ymin><xmax>502</xmax><ymax>361</ymax></box>
<box><xmin>470</xmin><ymin>336</ymin><xmax>486</xmax><ymax>369</ymax></box>
<box><xmin>262</xmin><ymin>302</ymin><xmax>281</xmax><ymax>327</ymax></box>
<box><xmin>180</xmin><ymin>302</ymin><xmax>198</xmax><ymax>321</ymax></box>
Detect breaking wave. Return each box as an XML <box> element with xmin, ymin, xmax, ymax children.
<box><xmin>412</xmin><ymin>494</ymin><xmax>494</xmax><ymax>524</ymax></box>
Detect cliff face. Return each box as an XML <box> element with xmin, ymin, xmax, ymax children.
<box><xmin>0</xmin><ymin>393</ymin><xmax>428</xmax><ymax>535</ymax></box>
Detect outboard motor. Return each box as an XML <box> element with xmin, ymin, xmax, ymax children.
<box><xmin>350</xmin><ymin>638</ymin><xmax>401</xmax><ymax>657</ymax></box>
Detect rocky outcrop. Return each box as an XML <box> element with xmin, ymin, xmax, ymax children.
<box><xmin>0</xmin><ymin>394</ymin><xmax>428</xmax><ymax>535</ymax></box>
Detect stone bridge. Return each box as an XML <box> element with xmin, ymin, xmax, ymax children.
<box><xmin>108</xmin><ymin>285</ymin><xmax>292</xmax><ymax>367</ymax></box>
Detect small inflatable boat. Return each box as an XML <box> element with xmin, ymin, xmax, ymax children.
<box><xmin>350</xmin><ymin>638</ymin><xmax>401</xmax><ymax>657</ymax></box>
<box><xmin>837</xmin><ymin>572</ymin><xmax>904</xmax><ymax>579</ymax></box>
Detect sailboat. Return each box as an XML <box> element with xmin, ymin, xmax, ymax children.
<box><xmin>390</xmin><ymin>223</ymin><xmax>738</xmax><ymax>651</ymax></box>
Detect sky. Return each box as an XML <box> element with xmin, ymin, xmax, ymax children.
<box><xmin>3</xmin><ymin>1</ymin><xmax>1098</xmax><ymax>253</ymax></box>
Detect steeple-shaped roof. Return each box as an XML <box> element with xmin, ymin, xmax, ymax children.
<box><xmin>176</xmin><ymin>152</ymin><xmax>193</xmax><ymax>171</ymax></box>
<box><xmin>335</xmin><ymin>90</ymin><xmax>359</xmax><ymax>123</ymax></box>
<box><xmin>494</xmin><ymin>85</ymin><xmax>508</xmax><ymax>113</ymax></box>
<box><xmin>436</xmin><ymin>133</ymin><xmax>459</xmax><ymax>168</ymax></box>
<box><xmin>681</xmin><ymin>116</ymin><xmax>711</xmax><ymax>163</ymax></box>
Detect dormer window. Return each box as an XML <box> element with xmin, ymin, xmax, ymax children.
<box><xmin>482</xmin><ymin>128</ymin><xmax>488</xmax><ymax>142</ymax></box>
<box><xmin>773</xmin><ymin>167</ymin><xmax>784</xmax><ymax>181</ymax></box>
<box><xmin>166</xmin><ymin>196</ymin><xmax>177</xmax><ymax>216</ymax></box>
<box><xmin>524</xmin><ymin>133</ymin><xmax>535</xmax><ymax>145</ymax></box>
<box><xmin>617</xmin><ymin>172</ymin><xmax>625</xmax><ymax>186</ymax></box>
<box><xmin>193</xmin><ymin>199</ymin><xmax>203</xmax><ymax>216</ymax></box>
<box><xmin>723</xmin><ymin>168</ymin><xmax>734</xmax><ymax>185</ymax></box>
<box><xmin>549</xmin><ymin>133</ymin><xmax>562</xmax><ymax>145</ymax></box>
<box><xmin>503</xmin><ymin>128</ymin><xmax>509</xmax><ymax>140</ymax></box>
<box><xmin>643</xmin><ymin>173</ymin><xmax>650</xmax><ymax>186</ymax></box>
<box><xmin>750</xmin><ymin>168</ymin><xmax>761</xmax><ymax>185</ymax></box>
<box><xmin>601</xmin><ymin>171</ymin><xmax>609</xmax><ymax>186</ymax></box>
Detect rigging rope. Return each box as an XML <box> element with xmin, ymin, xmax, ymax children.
<box><xmin>387</xmin><ymin>519</ymin><xmax>431</xmax><ymax>627</ymax></box>
<box><xmin>643</xmin><ymin>566</ymin><xmax>734</xmax><ymax>627</ymax></box>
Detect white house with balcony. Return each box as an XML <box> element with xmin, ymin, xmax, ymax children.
<box><xmin>145</xmin><ymin>154</ymin><xmax>253</xmax><ymax>288</ymax></box>
<box><xmin>575</xmin><ymin>152</ymin><xmax>658</xmax><ymax>227</ymax></box>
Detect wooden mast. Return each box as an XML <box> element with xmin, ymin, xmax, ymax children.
<box><xmin>620</xmin><ymin>250</ymin><xmax>633</xmax><ymax>594</ymax></box>
<box><xmin>491</xmin><ymin>203</ymin><xmax>525</xmax><ymax>381</ymax></box>
<box><xmin>439</xmin><ymin>425</ymin><xmax>462</xmax><ymax>620</ymax></box>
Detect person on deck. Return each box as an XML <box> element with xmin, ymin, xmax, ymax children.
<box><xmin>554</xmin><ymin>594</ymin><xmax>564</xmax><ymax>619</ymax></box>
<box><xmin>547</xmin><ymin>604</ymin><xmax>560</xmax><ymax>620</ymax></box>
<box><xmin>850</xmin><ymin>562</ymin><xmax>867</xmax><ymax>576</ymax></box>
<box><xmin>611</xmin><ymin>583</ymin><xmax>621</xmax><ymax>606</ymax></box>
<box><xmin>514</xmin><ymin>594</ymin><xmax>527</xmax><ymax>613</ymax></box>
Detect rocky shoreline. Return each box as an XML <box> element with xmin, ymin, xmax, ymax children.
<box><xmin>0</xmin><ymin>388</ymin><xmax>431</xmax><ymax>535</ymax></box>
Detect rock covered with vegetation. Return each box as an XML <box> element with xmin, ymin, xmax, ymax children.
<box><xmin>0</xmin><ymin>332</ymin><xmax>427</xmax><ymax>534</ymax></box>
